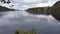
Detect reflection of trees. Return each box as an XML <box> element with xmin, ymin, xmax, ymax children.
<box><xmin>26</xmin><ymin>1</ymin><xmax>60</xmax><ymax>21</ymax></box>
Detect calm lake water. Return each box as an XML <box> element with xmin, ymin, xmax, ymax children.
<box><xmin>0</xmin><ymin>11</ymin><xmax>60</xmax><ymax>34</ymax></box>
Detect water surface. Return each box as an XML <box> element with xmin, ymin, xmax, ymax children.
<box><xmin>0</xmin><ymin>11</ymin><xmax>60</xmax><ymax>34</ymax></box>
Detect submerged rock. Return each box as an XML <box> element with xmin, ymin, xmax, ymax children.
<box><xmin>26</xmin><ymin>1</ymin><xmax>60</xmax><ymax>21</ymax></box>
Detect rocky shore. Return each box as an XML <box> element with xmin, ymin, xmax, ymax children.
<box><xmin>26</xmin><ymin>1</ymin><xmax>60</xmax><ymax>21</ymax></box>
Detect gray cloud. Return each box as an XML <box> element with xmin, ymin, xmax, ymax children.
<box><xmin>11</xmin><ymin>0</ymin><xmax>59</xmax><ymax>10</ymax></box>
<box><xmin>12</xmin><ymin>0</ymin><xmax>58</xmax><ymax>4</ymax></box>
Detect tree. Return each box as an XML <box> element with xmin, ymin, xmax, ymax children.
<box><xmin>14</xmin><ymin>29</ymin><xmax>38</xmax><ymax>34</ymax></box>
<box><xmin>24</xmin><ymin>31</ymin><xmax>30</xmax><ymax>34</ymax></box>
<box><xmin>14</xmin><ymin>30</ymin><xmax>20</xmax><ymax>34</ymax></box>
<box><xmin>31</xmin><ymin>29</ymin><xmax>38</xmax><ymax>34</ymax></box>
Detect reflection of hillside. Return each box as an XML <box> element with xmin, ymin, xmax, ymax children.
<box><xmin>26</xmin><ymin>1</ymin><xmax>60</xmax><ymax>21</ymax></box>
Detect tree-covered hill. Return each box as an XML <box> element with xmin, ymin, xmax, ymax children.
<box><xmin>0</xmin><ymin>6</ymin><xmax>15</xmax><ymax>12</ymax></box>
<box><xmin>26</xmin><ymin>1</ymin><xmax>60</xmax><ymax>21</ymax></box>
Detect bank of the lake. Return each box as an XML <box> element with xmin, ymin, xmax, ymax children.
<box><xmin>26</xmin><ymin>1</ymin><xmax>60</xmax><ymax>21</ymax></box>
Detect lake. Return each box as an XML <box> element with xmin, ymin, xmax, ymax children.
<box><xmin>0</xmin><ymin>11</ymin><xmax>60</xmax><ymax>34</ymax></box>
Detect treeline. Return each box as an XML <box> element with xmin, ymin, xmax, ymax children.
<box><xmin>26</xmin><ymin>1</ymin><xmax>60</xmax><ymax>21</ymax></box>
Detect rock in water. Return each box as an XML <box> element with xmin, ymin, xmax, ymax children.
<box><xmin>26</xmin><ymin>1</ymin><xmax>60</xmax><ymax>21</ymax></box>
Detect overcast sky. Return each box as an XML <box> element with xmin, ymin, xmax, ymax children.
<box><xmin>12</xmin><ymin>0</ymin><xmax>58</xmax><ymax>3</ymax></box>
<box><xmin>11</xmin><ymin>0</ymin><xmax>59</xmax><ymax>10</ymax></box>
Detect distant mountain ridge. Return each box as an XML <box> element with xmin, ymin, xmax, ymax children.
<box><xmin>26</xmin><ymin>1</ymin><xmax>60</xmax><ymax>21</ymax></box>
<box><xmin>0</xmin><ymin>6</ymin><xmax>15</xmax><ymax>12</ymax></box>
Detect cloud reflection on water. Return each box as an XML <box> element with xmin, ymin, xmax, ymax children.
<box><xmin>0</xmin><ymin>11</ymin><xmax>60</xmax><ymax>34</ymax></box>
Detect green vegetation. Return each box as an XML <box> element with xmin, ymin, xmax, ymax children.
<box><xmin>14</xmin><ymin>30</ymin><xmax>20</xmax><ymax>34</ymax></box>
<box><xmin>26</xmin><ymin>1</ymin><xmax>60</xmax><ymax>21</ymax></box>
<box><xmin>14</xmin><ymin>29</ymin><xmax>38</xmax><ymax>34</ymax></box>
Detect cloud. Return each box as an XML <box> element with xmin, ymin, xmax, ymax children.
<box><xmin>11</xmin><ymin>0</ymin><xmax>59</xmax><ymax>10</ymax></box>
<box><xmin>12</xmin><ymin>0</ymin><xmax>59</xmax><ymax>4</ymax></box>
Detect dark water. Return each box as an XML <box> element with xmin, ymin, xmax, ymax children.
<box><xmin>0</xmin><ymin>11</ymin><xmax>60</xmax><ymax>34</ymax></box>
